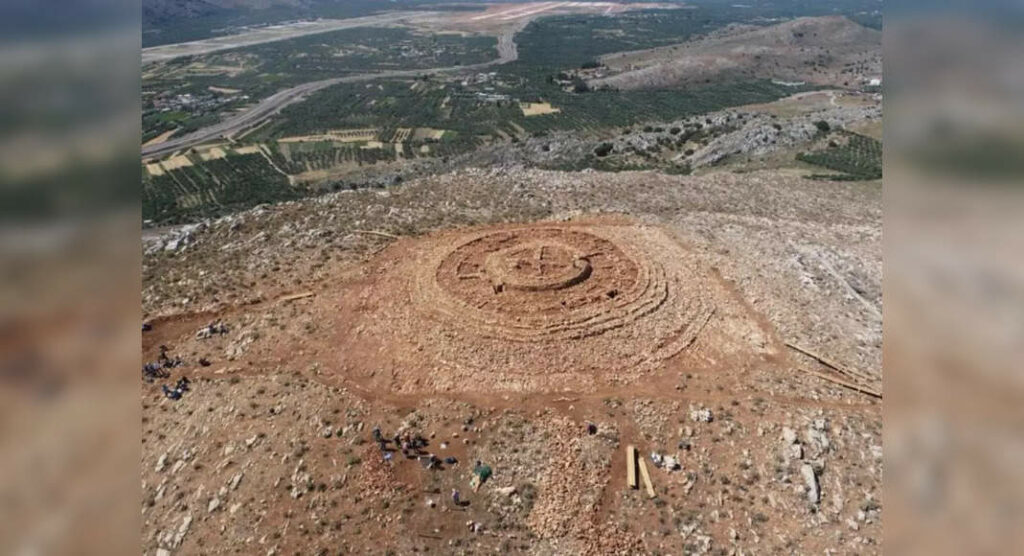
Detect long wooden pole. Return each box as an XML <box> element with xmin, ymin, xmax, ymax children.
<box><xmin>785</xmin><ymin>341</ymin><xmax>877</xmax><ymax>385</ymax></box>
<box><xmin>626</xmin><ymin>445</ymin><xmax>637</xmax><ymax>489</ymax></box>
<box><xmin>794</xmin><ymin>366</ymin><xmax>882</xmax><ymax>399</ymax></box>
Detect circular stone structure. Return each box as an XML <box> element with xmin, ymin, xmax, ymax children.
<box><xmin>336</xmin><ymin>221</ymin><xmax>723</xmax><ymax>394</ymax></box>
<box><xmin>423</xmin><ymin>228</ymin><xmax>654</xmax><ymax>342</ymax></box>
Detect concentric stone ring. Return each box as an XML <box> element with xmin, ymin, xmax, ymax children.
<box><xmin>336</xmin><ymin>221</ymin><xmax>729</xmax><ymax>394</ymax></box>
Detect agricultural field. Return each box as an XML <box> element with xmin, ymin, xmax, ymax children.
<box><xmin>520</xmin><ymin>101</ymin><xmax>561</xmax><ymax>116</ymax></box>
<box><xmin>512</xmin><ymin>9</ymin><xmax>722</xmax><ymax>69</ymax></box>
<box><xmin>264</xmin><ymin>140</ymin><xmax>400</xmax><ymax>176</ymax></box>
<box><xmin>143</xmin><ymin>150</ymin><xmax>301</xmax><ymax>224</ymax></box>
<box><xmin>512</xmin><ymin>2</ymin><xmax>880</xmax><ymax>70</ymax></box>
<box><xmin>142</xmin><ymin>129</ymin><xmax>470</xmax><ymax>222</ymax></box>
<box><xmin>142</xmin><ymin>76</ymin><xmax>855</xmax><ymax>225</ymax></box>
<box><xmin>797</xmin><ymin>129</ymin><xmax>882</xmax><ymax>180</ymax></box>
<box><xmin>142</xmin><ymin>27</ymin><xmax>497</xmax><ymax>140</ymax></box>
<box><xmin>270</xmin><ymin>73</ymin><xmax>815</xmax><ymax>143</ymax></box>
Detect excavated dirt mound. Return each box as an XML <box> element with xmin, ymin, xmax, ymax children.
<box><xmin>335</xmin><ymin>219</ymin><xmax>766</xmax><ymax>394</ymax></box>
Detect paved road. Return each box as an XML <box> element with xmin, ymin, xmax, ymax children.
<box><xmin>142</xmin><ymin>30</ymin><xmax>519</xmax><ymax>159</ymax></box>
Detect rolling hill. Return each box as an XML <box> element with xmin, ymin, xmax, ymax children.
<box><xmin>589</xmin><ymin>16</ymin><xmax>881</xmax><ymax>91</ymax></box>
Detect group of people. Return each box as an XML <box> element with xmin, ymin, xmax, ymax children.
<box><xmin>373</xmin><ymin>427</ymin><xmax>450</xmax><ymax>465</ymax></box>
<box><xmin>143</xmin><ymin>345</ymin><xmax>182</xmax><ymax>382</ymax></box>
<box><xmin>370</xmin><ymin>426</ymin><xmax>467</xmax><ymax>470</ymax></box>
<box><xmin>370</xmin><ymin>425</ymin><xmax>495</xmax><ymax>512</ymax></box>
<box><xmin>142</xmin><ymin>345</ymin><xmax>191</xmax><ymax>401</ymax></box>
<box><xmin>162</xmin><ymin>377</ymin><xmax>190</xmax><ymax>400</ymax></box>
<box><xmin>196</xmin><ymin>321</ymin><xmax>229</xmax><ymax>339</ymax></box>
<box><xmin>142</xmin><ymin>362</ymin><xmax>169</xmax><ymax>382</ymax></box>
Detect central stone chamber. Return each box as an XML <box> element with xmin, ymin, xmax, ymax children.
<box><xmin>484</xmin><ymin>241</ymin><xmax>592</xmax><ymax>293</ymax></box>
<box><xmin>430</xmin><ymin>228</ymin><xmax>643</xmax><ymax>331</ymax></box>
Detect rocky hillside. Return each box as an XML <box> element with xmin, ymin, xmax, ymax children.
<box><xmin>590</xmin><ymin>16</ymin><xmax>881</xmax><ymax>91</ymax></box>
<box><xmin>461</xmin><ymin>90</ymin><xmax>880</xmax><ymax>174</ymax></box>
<box><xmin>141</xmin><ymin>163</ymin><xmax>882</xmax><ymax>554</ymax></box>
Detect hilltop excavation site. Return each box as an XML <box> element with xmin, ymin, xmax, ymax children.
<box><xmin>142</xmin><ymin>163</ymin><xmax>882</xmax><ymax>554</ymax></box>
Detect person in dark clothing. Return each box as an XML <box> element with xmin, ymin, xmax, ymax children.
<box><xmin>413</xmin><ymin>435</ymin><xmax>427</xmax><ymax>449</ymax></box>
<box><xmin>162</xmin><ymin>385</ymin><xmax>182</xmax><ymax>400</ymax></box>
<box><xmin>422</xmin><ymin>454</ymin><xmax>440</xmax><ymax>469</ymax></box>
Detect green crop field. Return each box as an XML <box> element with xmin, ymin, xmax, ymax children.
<box><xmin>797</xmin><ymin>131</ymin><xmax>882</xmax><ymax>180</ymax></box>
<box><xmin>514</xmin><ymin>1</ymin><xmax>881</xmax><ymax>69</ymax></box>
<box><xmin>143</xmin><ymin>153</ymin><xmax>303</xmax><ymax>224</ymax></box>
<box><xmin>271</xmin><ymin>74</ymin><xmax>813</xmax><ymax>141</ymax></box>
<box><xmin>142</xmin><ymin>27</ymin><xmax>497</xmax><ymax>138</ymax></box>
<box><xmin>264</xmin><ymin>141</ymin><xmax>403</xmax><ymax>175</ymax></box>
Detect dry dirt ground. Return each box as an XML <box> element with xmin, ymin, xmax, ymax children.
<box><xmin>142</xmin><ymin>167</ymin><xmax>881</xmax><ymax>554</ymax></box>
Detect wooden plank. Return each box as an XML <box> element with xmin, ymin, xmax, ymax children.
<box><xmin>626</xmin><ymin>445</ymin><xmax>637</xmax><ymax>489</ymax></box>
<box><xmin>278</xmin><ymin>291</ymin><xmax>315</xmax><ymax>303</ymax></box>
<box><xmin>637</xmin><ymin>455</ymin><xmax>656</xmax><ymax>499</ymax></box>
